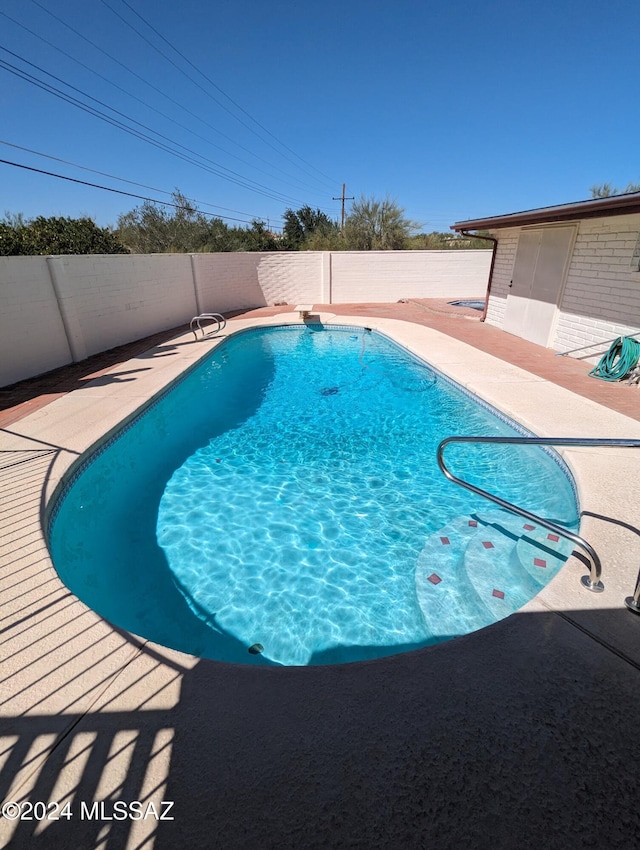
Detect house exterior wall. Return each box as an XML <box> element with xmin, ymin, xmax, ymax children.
<box><xmin>484</xmin><ymin>229</ymin><xmax>519</xmax><ymax>329</ymax></box>
<box><xmin>0</xmin><ymin>250</ymin><xmax>491</xmax><ymax>386</ymax></box>
<box><xmin>553</xmin><ymin>214</ymin><xmax>640</xmax><ymax>358</ymax></box>
<box><xmin>485</xmin><ymin>214</ymin><xmax>640</xmax><ymax>361</ymax></box>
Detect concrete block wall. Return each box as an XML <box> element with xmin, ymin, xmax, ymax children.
<box><xmin>256</xmin><ymin>252</ymin><xmax>325</xmax><ymax>306</ymax></box>
<box><xmin>60</xmin><ymin>254</ymin><xmax>197</xmax><ymax>358</ymax></box>
<box><xmin>192</xmin><ymin>252</ymin><xmax>326</xmax><ymax>312</ymax></box>
<box><xmin>0</xmin><ymin>257</ymin><xmax>72</xmax><ymax>386</ymax></box>
<box><xmin>192</xmin><ymin>253</ymin><xmax>266</xmax><ymax>313</ymax></box>
<box><xmin>0</xmin><ymin>250</ymin><xmax>492</xmax><ymax>387</ymax></box>
<box><xmin>485</xmin><ymin>215</ymin><xmax>640</xmax><ymax>360</ymax></box>
<box><xmin>331</xmin><ymin>250</ymin><xmax>490</xmax><ymax>302</ymax></box>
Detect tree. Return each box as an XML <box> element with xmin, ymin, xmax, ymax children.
<box><xmin>344</xmin><ymin>196</ymin><xmax>418</xmax><ymax>250</ymax></box>
<box><xmin>590</xmin><ymin>181</ymin><xmax>640</xmax><ymax>198</ymax></box>
<box><xmin>116</xmin><ymin>191</ymin><xmax>284</xmax><ymax>253</ymax></box>
<box><xmin>0</xmin><ymin>220</ymin><xmax>22</xmax><ymax>255</ymax></box>
<box><xmin>0</xmin><ymin>213</ymin><xmax>128</xmax><ymax>255</ymax></box>
<box><xmin>234</xmin><ymin>220</ymin><xmax>280</xmax><ymax>252</ymax></box>
<box><xmin>116</xmin><ymin>190</ymin><xmax>213</xmax><ymax>253</ymax></box>
<box><xmin>282</xmin><ymin>206</ymin><xmax>339</xmax><ymax>250</ymax></box>
<box><xmin>198</xmin><ymin>217</ymin><xmax>239</xmax><ymax>252</ymax></box>
<box><xmin>406</xmin><ymin>231</ymin><xmax>494</xmax><ymax>250</ymax></box>
<box><xmin>302</xmin><ymin>227</ymin><xmax>345</xmax><ymax>251</ymax></box>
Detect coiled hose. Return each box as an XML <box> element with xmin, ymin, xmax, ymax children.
<box><xmin>589</xmin><ymin>336</ymin><xmax>640</xmax><ymax>381</ymax></box>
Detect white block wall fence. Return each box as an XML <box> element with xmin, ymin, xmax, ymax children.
<box><xmin>0</xmin><ymin>250</ymin><xmax>491</xmax><ymax>386</ymax></box>
<box><xmin>485</xmin><ymin>212</ymin><xmax>640</xmax><ymax>362</ymax></box>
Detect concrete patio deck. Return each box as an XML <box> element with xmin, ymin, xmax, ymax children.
<box><xmin>2</xmin><ymin>301</ymin><xmax>640</xmax><ymax>849</ymax></box>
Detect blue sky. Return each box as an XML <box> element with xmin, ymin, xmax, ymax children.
<box><xmin>1</xmin><ymin>0</ymin><xmax>639</xmax><ymax>231</ymax></box>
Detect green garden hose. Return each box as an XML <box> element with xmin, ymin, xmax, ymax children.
<box><xmin>589</xmin><ymin>336</ymin><xmax>640</xmax><ymax>381</ymax></box>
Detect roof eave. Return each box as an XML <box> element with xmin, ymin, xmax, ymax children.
<box><xmin>451</xmin><ymin>192</ymin><xmax>640</xmax><ymax>232</ymax></box>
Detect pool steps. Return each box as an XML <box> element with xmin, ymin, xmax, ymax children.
<box><xmin>415</xmin><ymin>511</ymin><xmax>573</xmax><ymax>638</ymax></box>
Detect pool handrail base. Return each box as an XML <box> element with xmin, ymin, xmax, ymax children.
<box><xmin>437</xmin><ymin>436</ymin><xmax>640</xmax><ymax>598</ymax></box>
<box><xmin>190</xmin><ymin>312</ymin><xmax>227</xmax><ymax>340</ymax></box>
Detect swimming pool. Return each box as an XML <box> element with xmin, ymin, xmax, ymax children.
<box><xmin>448</xmin><ymin>299</ymin><xmax>485</xmax><ymax>310</ymax></box>
<box><xmin>48</xmin><ymin>325</ymin><xmax>578</xmax><ymax>666</ymax></box>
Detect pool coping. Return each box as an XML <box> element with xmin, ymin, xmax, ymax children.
<box><xmin>2</xmin><ymin>310</ymin><xmax>640</xmax><ymax>846</ymax></box>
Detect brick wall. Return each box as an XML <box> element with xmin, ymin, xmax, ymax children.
<box><xmin>484</xmin><ymin>230</ymin><xmax>519</xmax><ymax>329</ymax></box>
<box><xmin>486</xmin><ymin>215</ymin><xmax>640</xmax><ymax>361</ymax></box>
<box><xmin>553</xmin><ymin>214</ymin><xmax>640</xmax><ymax>359</ymax></box>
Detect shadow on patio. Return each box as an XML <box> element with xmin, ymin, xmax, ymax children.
<box><xmin>1</xmin><ymin>605</ymin><xmax>640</xmax><ymax>849</ymax></box>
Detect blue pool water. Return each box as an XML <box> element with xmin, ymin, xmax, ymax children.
<box><xmin>49</xmin><ymin>326</ymin><xmax>578</xmax><ymax>666</ymax></box>
<box><xmin>448</xmin><ymin>299</ymin><xmax>485</xmax><ymax>310</ymax></box>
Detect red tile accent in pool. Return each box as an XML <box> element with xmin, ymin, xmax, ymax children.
<box><xmin>468</xmin><ymin>520</ymin><xmax>478</xmax><ymax>527</ymax></box>
<box><xmin>492</xmin><ymin>589</ymin><xmax>505</xmax><ymax>599</ymax></box>
<box><xmin>440</xmin><ymin>537</ymin><xmax>450</xmax><ymax>545</ymax></box>
<box><xmin>523</xmin><ymin>524</ymin><xmax>536</xmax><ymax>531</ymax></box>
<box><xmin>482</xmin><ymin>541</ymin><xmax>494</xmax><ymax>549</ymax></box>
<box><xmin>428</xmin><ymin>573</ymin><xmax>442</xmax><ymax>585</ymax></box>
<box><xmin>534</xmin><ymin>557</ymin><xmax>547</xmax><ymax>568</ymax></box>
<box><xmin>547</xmin><ymin>533</ymin><xmax>560</xmax><ymax>542</ymax></box>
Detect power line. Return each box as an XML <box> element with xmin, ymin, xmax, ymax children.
<box><xmin>0</xmin><ymin>46</ymin><xmax>300</xmax><ymax>204</ymax></box>
<box><xmin>99</xmin><ymin>1</ymin><xmax>265</xmax><ymax>151</ymax></box>
<box><xmin>0</xmin><ymin>9</ymin><xmax>331</xmax><ymax>200</ymax></box>
<box><xmin>0</xmin><ymin>140</ymin><xmax>271</xmax><ymax>219</ymax></box>
<box><xmin>22</xmin><ymin>0</ymin><xmax>333</xmax><ymax>200</ymax></box>
<box><xmin>112</xmin><ymin>0</ymin><xmax>336</xmax><ymax>188</ymax></box>
<box><xmin>0</xmin><ymin>48</ymin><xmax>316</xmax><ymax>207</ymax></box>
<box><xmin>0</xmin><ymin>157</ymin><xmax>284</xmax><ymax>227</ymax></box>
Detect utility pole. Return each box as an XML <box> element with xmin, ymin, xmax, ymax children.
<box><xmin>333</xmin><ymin>183</ymin><xmax>354</xmax><ymax>232</ymax></box>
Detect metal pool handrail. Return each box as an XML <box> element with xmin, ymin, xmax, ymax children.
<box><xmin>437</xmin><ymin>436</ymin><xmax>640</xmax><ymax>598</ymax></box>
<box><xmin>190</xmin><ymin>312</ymin><xmax>227</xmax><ymax>341</ymax></box>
